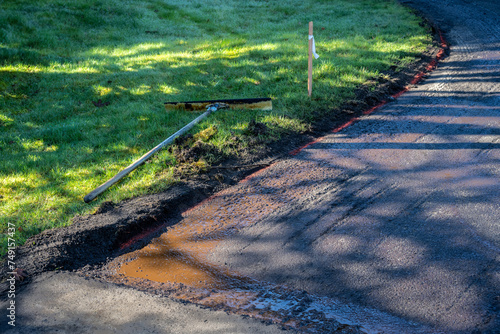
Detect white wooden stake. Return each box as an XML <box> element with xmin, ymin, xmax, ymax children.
<box><xmin>308</xmin><ymin>21</ymin><xmax>313</xmax><ymax>97</ymax></box>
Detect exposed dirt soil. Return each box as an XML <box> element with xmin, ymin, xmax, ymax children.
<box><xmin>1</xmin><ymin>16</ymin><xmax>447</xmax><ymax>292</ymax></box>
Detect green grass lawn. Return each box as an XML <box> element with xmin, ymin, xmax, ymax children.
<box><xmin>0</xmin><ymin>0</ymin><xmax>431</xmax><ymax>255</ymax></box>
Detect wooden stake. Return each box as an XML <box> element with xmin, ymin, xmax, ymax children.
<box><xmin>308</xmin><ymin>21</ymin><xmax>313</xmax><ymax>97</ymax></box>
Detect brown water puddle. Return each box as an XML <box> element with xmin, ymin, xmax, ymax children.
<box><xmin>118</xmin><ymin>213</ymin><xmax>245</xmax><ymax>289</ymax></box>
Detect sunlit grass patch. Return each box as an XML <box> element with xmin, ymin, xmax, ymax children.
<box><xmin>0</xmin><ymin>0</ymin><xmax>432</xmax><ymax>255</ymax></box>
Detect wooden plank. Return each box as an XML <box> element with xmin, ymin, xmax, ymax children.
<box><xmin>165</xmin><ymin>98</ymin><xmax>272</xmax><ymax>112</ymax></box>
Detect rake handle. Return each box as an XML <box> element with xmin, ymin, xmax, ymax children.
<box><xmin>84</xmin><ymin>109</ymin><xmax>212</xmax><ymax>203</ymax></box>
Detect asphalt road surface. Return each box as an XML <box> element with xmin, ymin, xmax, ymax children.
<box><xmin>2</xmin><ymin>0</ymin><xmax>499</xmax><ymax>333</ymax></box>
<box><xmin>206</xmin><ymin>0</ymin><xmax>500</xmax><ymax>332</ymax></box>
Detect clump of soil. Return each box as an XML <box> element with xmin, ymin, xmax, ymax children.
<box><xmin>170</xmin><ymin>125</ymin><xmax>222</xmax><ymax>164</ymax></box>
<box><xmin>245</xmin><ymin>120</ymin><xmax>268</xmax><ymax>136</ymax></box>
<box><xmin>173</xmin><ymin>140</ymin><xmax>221</xmax><ymax>164</ymax></box>
<box><xmin>94</xmin><ymin>201</ymin><xmax>115</xmax><ymax>214</ymax></box>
